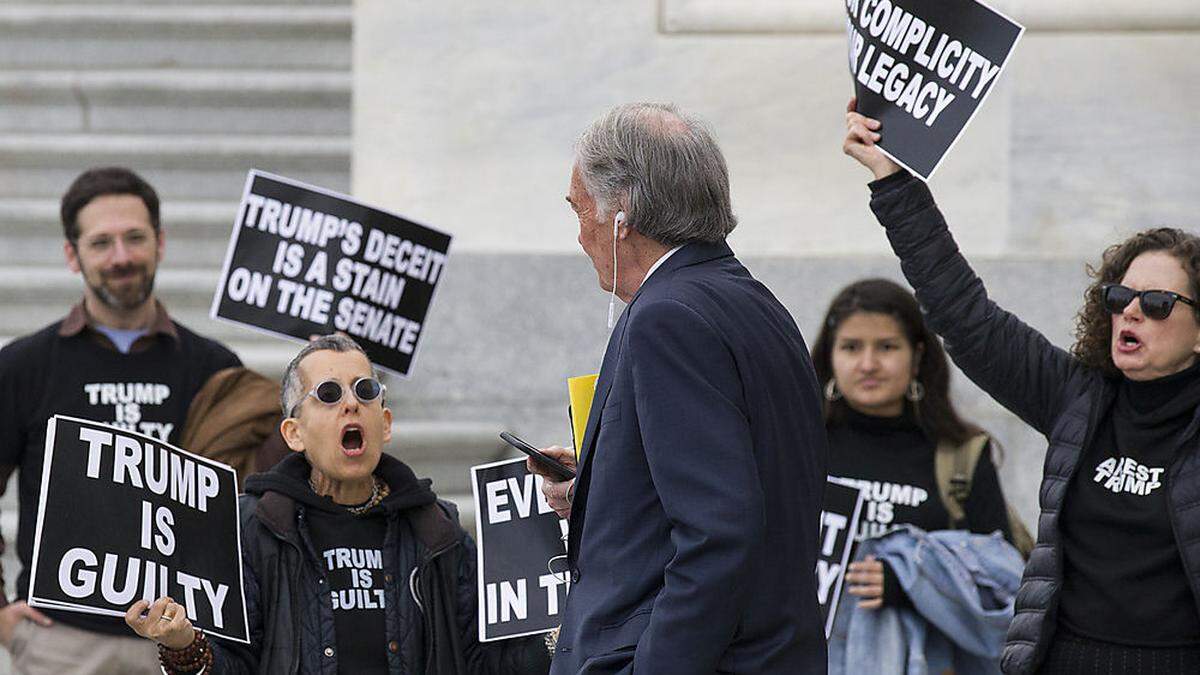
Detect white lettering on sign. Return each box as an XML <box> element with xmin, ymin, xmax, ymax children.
<box><xmin>484</xmin><ymin>474</ymin><xmax>556</xmax><ymax>525</ymax></box>
<box><xmin>79</xmin><ymin>427</ymin><xmax>221</xmax><ymax>513</ymax></box>
<box><xmin>57</xmin><ymin>548</ymin><xmax>229</xmax><ymax>628</ymax></box>
<box><xmin>485</xmin><ymin>579</ymin><xmax>527</xmax><ymax>625</ymax></box>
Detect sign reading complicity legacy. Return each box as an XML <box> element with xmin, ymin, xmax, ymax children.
<box><xmin>845</xmin><ymin>0</ymin><xmax>1023</xmax><ymax>179</ymax></box>
<box><xmin>28</xmin><ymin>416</ymin><xmax>248</xmax><ymax>643</ymax></box>
<box><xmin>212</xmin><ymin>170</ymin><xmax>453</xmax><ymax>377</ymax></box>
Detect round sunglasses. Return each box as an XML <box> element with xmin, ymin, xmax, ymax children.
<box><xmin>1102</xmin><ymin>283</ymin><xmax>1197</xmax><ymax>321</ymax></box>
<box><xmin>290</xmin><ymin>377</ymin><xmax>386</xmax><ymax>417</ymax></box>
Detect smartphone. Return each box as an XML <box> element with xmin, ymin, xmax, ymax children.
<box><xmin>500</xmin><ymin>431</ymin><xmax>576</xmax><ymax>481</ymax></box>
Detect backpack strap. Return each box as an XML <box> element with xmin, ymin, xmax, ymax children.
<box><xmin>935</xmin><ymin>433</ymin><xmax>989</xmax><ymax>529</ymax></box>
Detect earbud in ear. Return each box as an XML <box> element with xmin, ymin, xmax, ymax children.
<box><xmin>614</xmin><ymin>211</ymin><xmax>626</xmax><ymax>233</ymax></box>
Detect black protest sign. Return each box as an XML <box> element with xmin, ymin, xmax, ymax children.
<box><xmin>29</xmin><ymin>416</ymin><xmax>248</xmax><ymax>643</ymax></box>
<box><xmin>212</xmin><ymin>170</ymin><xmax>452</xmax><ymax>378</ymax></box>
<box><xmin>471</xmin><ymin>458</ymin><xmax>568</xmax><ymax>642</ymax></box>
<box><xmin>845</xmin><ymin>0</ymin><xmax>1023</xmax><ymax>179</ymax></box>
<box><xmin>818</xmin><ymin>478</ymin><xmax>866</xmax><ymax>638</ymax></box>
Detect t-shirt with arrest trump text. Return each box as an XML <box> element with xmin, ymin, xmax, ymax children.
<box><xmin>1057</xmin><ymin>361</ymin><xmax>1200</xmax><ymax>646</ymax></box>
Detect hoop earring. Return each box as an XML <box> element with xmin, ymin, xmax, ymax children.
<box><xmin>906</xmin><ymin>380</ymin><xmax>925</xmax><ymax>402</ymax></box>
<box><xmin>824</xmin><ymin>379</ymin><xmax>842</xmax><ymax>402</ymax></box>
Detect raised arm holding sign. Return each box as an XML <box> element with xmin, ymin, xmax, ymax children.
<box><xmin>845</xmin><ymin>0</ymin><xmax>1023</xmax><ymax>179</ymax></box>
<box><xmin>843</xmin><ymin>93</ymin><xmax>1200</xmax><ymax>670</ymax></box>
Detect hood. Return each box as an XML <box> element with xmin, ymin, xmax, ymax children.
<box><xmin>244</xmin><ymin>452</ymin><xmax>438</xmax><ymax>515</ymax></box>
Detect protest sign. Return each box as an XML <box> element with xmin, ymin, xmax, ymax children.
<box><xmin>846</xmin><ymin>0</ymin><xmax>1023</xmax><ymax>179</ymax></box>
<box><xmin>212</xmin><ymin>170</ymin><xmax>452</xmax><ymax>377</ymax></box>
<box><xmin>818</xmin><ymin>477</ymin><xmax>866</xmax><ymax>638</ymax></box>
<box><xmin>471</xmin><ymin>457</ymin><xmax>569</xmax><ymax>642</ymax></box>
<box><xmin>28</xmin><ymin>416</ymin><xmax>248</xmax><ymax>643</ymax></box>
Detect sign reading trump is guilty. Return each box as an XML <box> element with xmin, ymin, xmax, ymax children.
<box><xmin>28</xmin><ymin>416</ymin><xmax>248</xmax><ymax>643</ymax></box>
<box><xmin>846</xmin><ymin>0</ymin><xmax>1023</xmax><ymax>179</ymax></box>
<box><xmin>212</xmin><ymin>170</ymin><xmax>452</xmax><ymax>377</ymax></box>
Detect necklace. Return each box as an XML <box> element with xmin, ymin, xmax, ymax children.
<box><xmin>309</xmin><ymin>475</ymin><xmax>387</xmax><ymax>515</ymax></box>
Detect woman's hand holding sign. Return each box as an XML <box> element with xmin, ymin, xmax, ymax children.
<box><xmin>843</xmin><ymin>97</ymin><xmax>903</xmax><ymax>181</ymax></box>
<box><xmin>126</xmin><ymin>596</ymin><xmax>195</xmax><ymax>651</ymax></box>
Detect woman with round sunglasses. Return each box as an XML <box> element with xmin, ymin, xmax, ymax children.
<box><xmin>814</xmin><ymin>279</ymin><xmax>1021</xmax><ymax>610</ymax></box>
<box><xmin>844</xmin><ymin>98</ymin><xmax>1200</xmax><ymax>674</ymax></box>
<box><xmin>124</xmin><ymin>334</ymin><xmax>551</xmax><ymax>674</ymax></box>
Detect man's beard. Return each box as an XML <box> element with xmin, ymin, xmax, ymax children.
<box><xmin>85</xmin><ymin>264</ymin><xmax>156</xmax><ymax>311</ymax></box>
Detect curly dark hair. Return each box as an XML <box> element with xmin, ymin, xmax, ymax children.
<box><xmin>812</xmin><ymin>278</ymin><xmax>980</xmax><ymax>446</ymax></box>
<box><xmin>1072</xmin><ymin>228</ymin><xmax>1200</xmax><ymax>375</ymax></box>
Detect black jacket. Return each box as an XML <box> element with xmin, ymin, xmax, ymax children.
<box><xmin>868</xmin><ymin>172</ymin><xmax>1200</xmax><ymax>674</ymax></box>
<box><xmin>209</xmin><ymin>453</ymin><xmax>551</xmax><ymax>674</ymax></box>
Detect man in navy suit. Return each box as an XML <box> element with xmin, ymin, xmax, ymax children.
<box><xmin>530</xmin><ymin>103</ymin><xmax>829</xmax><ymax>674</ymax></box>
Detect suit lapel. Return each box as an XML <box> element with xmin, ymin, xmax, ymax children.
<box><xmin>576</xmin><ymin>308</ymin><xmax>628</xmax><ymax>474</ymax></box>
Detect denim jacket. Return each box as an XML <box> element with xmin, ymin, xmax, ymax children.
<box><xmin>828</xmin><ymin>525</ymin><xmax>1024</xmax><ymax>675</ymax></box>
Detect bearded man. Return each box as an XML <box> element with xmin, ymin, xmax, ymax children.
<box><xmin>0</xmin><ymin>167</ymin><xmax>247</xmax><ymax>674</ymax></box>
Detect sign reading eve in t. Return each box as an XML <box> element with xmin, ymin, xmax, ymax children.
<box><xmin>845</xmin><ymin>0</ymin><xmax>1023</xmax><ymax>180</ymax></box>
<box><xmin>212</xmin><ymin>170</ymin><xmax>452</xmax><ymax>377</ymax></box>
<box><xmin>817</xmin><ymin>478</ymin><xmax>866</xmax><ymax>638</ymax></box>
<box><xmin>28</xmin><ymin>416</ymin><xmax>249</xmax><ymax>643</ymax></box>
<box><xmin>471</xmin><ymin>457</ymin><xmax>569</xmax><ymax>642</ymax></box>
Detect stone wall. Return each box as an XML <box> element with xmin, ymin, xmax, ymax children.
<box><xmin>353</xmin><ymin>0</ymin><xmax>1200</xmax><ymax>529</ymax></box>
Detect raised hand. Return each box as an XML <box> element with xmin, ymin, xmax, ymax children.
<box><xmin>843</xmin><ymin>97</ymin><xmax>902</xmax><ymax>181</ymax></box>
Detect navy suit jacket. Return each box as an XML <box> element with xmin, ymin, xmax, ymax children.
<box><xmin>551</xmin><ymin>241</ymin><xmax>829</xmax><ymax>674</ymax></box>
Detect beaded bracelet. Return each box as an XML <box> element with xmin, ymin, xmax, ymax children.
<box><xmin>158</xmin><ymin>631</ymin><xmax>214</xmax><ymax>674</ymax></box>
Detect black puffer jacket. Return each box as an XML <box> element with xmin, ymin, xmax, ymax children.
<box><xmin>868</xmin><ymin>172</ymin><xmax>1200</xmax><ymax>674</ymax></box>
<box><xmin>208</xmin><ymin>453</ymin><xmax>551</xmax><ymax>674</ymax></box>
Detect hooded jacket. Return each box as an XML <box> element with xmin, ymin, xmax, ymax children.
<box><xmin>208</xmin><ymin>452</ymin><xmax>551</xmax><ymax>674</ymax></box>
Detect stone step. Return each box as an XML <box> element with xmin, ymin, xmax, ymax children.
<box><xmin>389</xmin><ymin>420</ymin><xmax>513</xmax><ymax>496</ymax></box>
<box><xmin>0</xmin><ymin>311</ymin><xmax>288</xmax><ymax>361</ymax></box>
<box><xmin>0</xmin><ymin>69</ymin><xmax>350</xmax><ymax>134</ymax></box>
<box><xmin>0</xmin><ymin>132</ymin><xmax>350</xmax><ymax>200</ymax></box>
<box><xmin>0</xmin><ymin>198</ymin><xmax>237</xmax><ymax>266</ymax></box>
<box><xmin>0</xmin><ymin>270</ymin><xmax>256</xmax><ymax>351</ymax></box>
<box><xmin>0</xmin><ymin>0</ymin><xmax>343</xmax><ymax>4</ymax></box>
<box><xmin>3</xmin><ymin>235</ymin><xmax>231</xmax><ymax>268</ymax></box>
<box><xmin>0</xmin><ymin>5</ymin><xmax>351</xmax><ymax>70</ymax></box>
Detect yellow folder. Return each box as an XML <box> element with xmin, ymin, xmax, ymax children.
<box><xmin>567</xmin><ymin>374</ymin><xmax>598</xmax><ymax>460</ymax></box>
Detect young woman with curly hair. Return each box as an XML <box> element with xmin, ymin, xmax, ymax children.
<box><xmin>844</xmin><ymin>97</ymin><xmax>1200</xmax><ymax>674</ymax></box>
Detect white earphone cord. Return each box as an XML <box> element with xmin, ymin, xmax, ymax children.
<box><xmin>607</xmin><ymin>214</ymin><xmax>619</xmax><ymax>329</ymax></box>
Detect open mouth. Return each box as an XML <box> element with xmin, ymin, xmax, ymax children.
<box><xmin>1117</xmin><ymin>330</ymin><xmax>1142</xmax><ymax>352</ymax></box>
<box><xmin>341</xmin><ymin>425</ymin><xmax>364</xmax><ymax>456</ymax></box>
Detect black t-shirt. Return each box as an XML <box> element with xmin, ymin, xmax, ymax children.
<box><xmin>0</xmin><ymin>320</ymin><xmax>239</xmax><ymax>635</ymax></box>
<box><xmin>306</xmin><ymin>505</ymin><xmax>390</xmax><ymax>675</ymax></box>
<box><xmin>825</xmin><ymin>407</ymin><xmax>1010</xmax><ymax>541</ymax></box>
<box><xmin>1057</xmin><ymin>363</ymin><xmax>1200</xmax><ymax>646</ymax></box>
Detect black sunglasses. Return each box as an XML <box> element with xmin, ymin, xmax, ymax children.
<box><xmin>291</xmin><ymin>377</ymin><xmax>385</xmax><ymax>417</ymax></box>
<box><xmin>1102</xmin><ymin>283</ymin><xmax>1197</xmax><ymax>321</ymax></box>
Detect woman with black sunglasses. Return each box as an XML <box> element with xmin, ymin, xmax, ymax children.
<box><xmin>844</xmin><ymin>98</ymin><xmax>1200</xmax><ymax>674</ymax></box>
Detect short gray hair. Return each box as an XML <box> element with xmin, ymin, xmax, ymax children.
<box><xmin>280</xmin><ymin>333</ymin><xmax>373</xmax><ymax>417</ymax></box>
<box><xmin>574</xmin><ymin>102</ymin><xmax>737</xmax><ymax>246</ymax></box>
